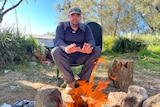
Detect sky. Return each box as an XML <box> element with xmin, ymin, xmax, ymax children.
<box><xmin>1</xmin><ymin>0</ymin><xmax>63</xmax><ymax>35</ymax></box>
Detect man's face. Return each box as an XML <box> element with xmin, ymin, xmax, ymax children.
<box><xmin>68</xmin><ymin>13</ymin><xmax>81</xmax><ymax>26</ymax></box>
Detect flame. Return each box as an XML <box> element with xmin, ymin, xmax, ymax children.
<box><xmin>66</xmin><ymin>58</ymin><xmax>110</xmax><ymax>107</ymax></box>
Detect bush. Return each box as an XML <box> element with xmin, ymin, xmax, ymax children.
<box><xmin>103</xmin><ymin>36</ymin><xmax>117</xmax><ymax>53</ymax></box>
<box><xmin>112</xmin><ymin>37</ymin><xmax>147</xmax><ymax>53</ymax></box>
<box><xmin>0</xmin><ymin>28</ymin><xmax>42</xmax><ymax>67</ymax></box>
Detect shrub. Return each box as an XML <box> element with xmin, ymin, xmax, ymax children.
<box><xmin>0</xmin><ymin>28</ymin><xmax>42</xmax><ymax>67</ymax></box>
<box><xmin>112</xmin><ymin>37</ymin><xmax>147</xmax><ymax>53</ymax></box>
<box><xmin>103</xmin><ymin>36</ymin><xmax>117</xmax><ymax>53</ymax></box>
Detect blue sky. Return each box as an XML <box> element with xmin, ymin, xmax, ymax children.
<box><xmin>1</xmin><ymin>0</ymin><xmax>63</xmax><ymax>35</ymax></box>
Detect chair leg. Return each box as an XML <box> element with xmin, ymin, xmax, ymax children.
<box><xmin>56</xmin><ymin>68</ymin><xmax>59</xmax><ymax>86</ymax></box>
<box><xmin>56</xmin><ymin>68</ymin><xmax>66</xmax><ymax>88</ymax></box>
<box><xmin>60</xmin><ymin>82</ymin><xmax>66</xmax><ymax>88</ymax></box>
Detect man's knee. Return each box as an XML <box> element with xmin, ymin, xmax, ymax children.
<box><xmin>93</xmin><ymin>46</ymin><xmax>102</xmax><ymax>57</ymax></box>
<box><xmin>51</xmin><ymin>47</ymin><xmax>62</xmax><ymax>58</ymax></box>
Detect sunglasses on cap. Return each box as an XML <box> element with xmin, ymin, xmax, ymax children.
<box><xmin>69</xmin><ymin>8</ymin><xmax>81</xmax><ymax>14</ymax></box>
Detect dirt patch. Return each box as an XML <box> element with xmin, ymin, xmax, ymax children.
<box><xmin>0</xmin><ymin>66</ymin><xmax>160</xmax><ymax>105</ymax></box>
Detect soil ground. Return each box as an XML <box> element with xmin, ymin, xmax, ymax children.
<box><xmin>0</xmin><ymin>63</ymin><xmax>160</xmax><ymax>106</ymax></box>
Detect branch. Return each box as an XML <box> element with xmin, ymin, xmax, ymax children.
<box><xmin>0</xmin><ymin>0</ymin><xmax>7</xmax><ymax>12</ymax></box>
<box><xmin>155</xmin><ymin>6</ymin><xmax>160</xmax><ymax>13</ymax></box>
<box><xmin>138</xmin><ymin>12</ymin><xmax>155</xmax><ymax>32</ymax></box>
<box><xmin>2</xmin><ymin>0</ymin><xmax>23</xmax><ymax>16</ymax></box>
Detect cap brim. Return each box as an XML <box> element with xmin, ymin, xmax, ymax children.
<box><xmin>69</xmin><ymin>12</ymin><xmax>81</xmax><ymax>15</ymax></box>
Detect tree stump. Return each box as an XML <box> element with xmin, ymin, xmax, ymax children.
<box><xmin>108</xmin><ymin>59</ymin><xmax>134</xmax><ymax>89</ymax></box>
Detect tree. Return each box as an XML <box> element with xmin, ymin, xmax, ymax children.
<box><xmin>131</xmin><ymin>0</ymin><xmax>160</xmax><ymax>34</ymax></box>
<box><xmin>95</xmin><ymin>0</ymin><xmax>133</xmax><ymax>36</ymax></box>
<box><xmin>0</xmin><ymin>0</ymin><xmax>23</xmax><ymax>24</ymax></box>
<box><xmin>56</xmin><ymin>0</ymin><xmax>96</xmax><ymax>23</ymax></box>
<box><xmin>71</xmin><ymin>0</ymin><xmax>96</xmax><ymax>22</ymax></box>
<box><xmin>57</xmin><ymin>0</ymin><xmax>160</xmax><ymax>35</ymax></box>
<box><xmin>55</xmin><ymin>0</ymin><xmax>71</xmax><ymax>22</ymax></box>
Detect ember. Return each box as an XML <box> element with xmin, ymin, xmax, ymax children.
<box><xmin>66</xmin><ymin>58</ymin><xmax>111</xmax><ymax>107</ymax></box>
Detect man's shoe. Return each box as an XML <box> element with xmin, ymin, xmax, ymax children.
<box><xmin>65</xmin><ymin>81</ymin><xmax>75</xmax><ymax>94</ymax></box>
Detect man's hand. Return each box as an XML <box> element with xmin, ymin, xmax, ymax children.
<box><xmin>80</xmin><ymin>43</ymin><xmax>93</xmax><ymax>54</ymax></box>
<box><xmin>64</xmin><ymin>43</ymin><xmax>81</xmax><ymax>54</ymax></box>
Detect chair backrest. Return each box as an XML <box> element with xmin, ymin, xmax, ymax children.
<box><xmin>86</xmin><ymin>22</ymin><xmax>102</xmax><ymax>49</ymax></box>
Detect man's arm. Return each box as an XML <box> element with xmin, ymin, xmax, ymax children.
<box><xmin>54</xmin><ymin>22</ymin><xmax>68</xmax><ymax>50</ymax></box>
<box><xmin>79</xmin><ymin>25</ymin><xmax>96</xmax><ymax>54</ymax></box>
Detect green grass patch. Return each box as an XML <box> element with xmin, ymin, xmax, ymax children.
<box><xmin>102</xmin><ymin>50</ymin><xmax>160</xmax><ymax>77</ymax></box>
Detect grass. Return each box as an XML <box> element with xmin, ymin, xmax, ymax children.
<box><xmin>134</xmin><ymin>59</ymin><xmax>160</xmax><ymax>76</ymax></box>
<box><xmin>0</xmin><ymin>50</ymin><xmax>160</xmax><ymax>80</ymax></box>
<box><xmin>0</xmin><ymin>51</ymin><xmax>160</xmax><ymax>100</ymax></box>
<box><xmin>102</xmin><ymin>51</ymin><xmax>160</xmax><ymax>77</ymax></box>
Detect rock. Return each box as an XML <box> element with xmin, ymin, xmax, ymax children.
<box><xmin>143</xmin><ymin>93</ymin><xmax>160</xmax><ymax>107</ymax></box>
<box><xmin>106</xmin><ymin>92</ymin><xmax>127</xmax><ymax>107</ymax></box>
<box><xmin>35</xmin><ymin>88</ymin><xmax>63</xmax><ymax>107</ymax></box>
<box><xmin>122</xmin><ymin>85</ymin><xmax>148</xmax><ymax>107</ymax></box>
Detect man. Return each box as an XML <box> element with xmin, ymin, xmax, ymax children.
<box><xmin>51</xmin><ymin>6</ymin><xmax>101</xmax><ymax>93</ymax></box>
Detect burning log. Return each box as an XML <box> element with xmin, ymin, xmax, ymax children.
<box><xmin>108</xmin><ymin>59</ymin><xmax>134</xmax><ymax>90</ymax></box>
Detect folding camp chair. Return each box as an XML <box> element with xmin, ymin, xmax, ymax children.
<box><xmin>56</xmin><ymin>21</ymin><xmax>102</xmax><ymax>87</ymax></box>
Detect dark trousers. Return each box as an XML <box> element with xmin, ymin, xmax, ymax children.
<box><xmin>51</xmin><ymin>47</ymin><xmax>101</xmax><ymax>84</ymax></box>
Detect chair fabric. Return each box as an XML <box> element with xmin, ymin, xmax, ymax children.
<box><xmin>86</xmin><ymin>21</ymin><xmax>102</xmax><ymax>49</ymax></box>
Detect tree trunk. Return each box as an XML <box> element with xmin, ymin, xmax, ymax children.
<box><xmin>108</xmin><ymin>59</ymin><xmax>134</xmax><ymax>89</ymax></box>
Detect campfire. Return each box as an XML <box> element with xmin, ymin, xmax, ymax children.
<box><xmin>35</xmin><ymin>58</ymin><xmax>159</xmax><ymax>107</ymax></box>
<box><xmin>66</xmin><ymin>58</ymin><xmax>114</xmax><ymax>107</ymax></box>
<box><xmin>34</xmin><ymin>57</ymin><xmax>160</xmax><ymax>107</ymax></box>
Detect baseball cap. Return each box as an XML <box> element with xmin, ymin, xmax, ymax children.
<box><xmin>69</xmin><ymin>6</ymin><xmax>81</xmax><ymax>15</ymax></box>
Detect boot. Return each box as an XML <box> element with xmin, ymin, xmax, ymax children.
<box><xmin>65</xmin><ymin>81</ymin><xmax>75</xmax><ymax>94</ymax></box>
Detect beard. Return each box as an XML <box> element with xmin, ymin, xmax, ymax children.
<box><xmin>70</xmin><ymin>20</ymin><xmax>79</xmax><ymax>27</ymax></box>
<box><xmin>72</xmin><ymin>23</ymin><xmax>78</xmax><ymax>26</ymax></box>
